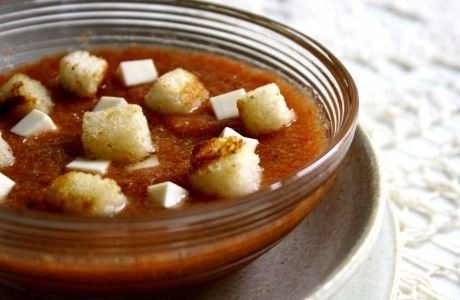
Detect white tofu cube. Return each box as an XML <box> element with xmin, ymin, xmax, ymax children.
<box><xmin>0</xmin><ymin>132</ymin><xmax>14</xmax><ymax>168</ymax></box>
<box><xmin>220</xmin><ymin>127</ymin><xmax>259</xmax><ymax>152</ymax></box>
<box><xmin>126</xmin><ymin>155</ymin><xmax>159</xmax><ymax>171</ymax></box>
<box><xmin>0</xmin><ymin>172</ymin><xmax>15</xmax><ymax>202</ymax></box>
<box><xmin>46</xmin><ymin>171</ymin><xmax>127</xmax><ymax>216</ymax></box>
<box><xmin>210</xmin><ymin>88</ymin><xmax>246</xmax><ymax>119</ymax></box>
<box><xmin>0</xmin><ymin>73</ymin><xmax>54</xmax><ymax>116</ymax></box>
<box><xmin>82</xmin><ymin>104</ymin><xmax>155</xmax><ymax>163</ymax></box>
<box><xmin>10</xmin><ymin>109</ymin><xmax>57</xmax><ymax>137</ymax></box>
<box><xmin>146</xmin><ymin>181</ymin><xmax>188</xmax><ymax>208</ymax></box>
<box><xmin>59</xmin><ymin>50</ymin><xmax>108</xmax><ymax>96</ymax></box>
<box><xmin>190</xmin><ymin>137</ymin><xmax>261</xmax><ymax>198</ymax></box>
<box><xmin>237</xmin><ymin>83</ymin><xmax>295</xmax><ymax>135</ymax></box>
<box><xmin>117</xmin><ymin>59</ymin><xmax>158</xmax><ymax>87</ymax></box>
<box><xmin>66</xmin><ymin>157</ymin><xmax>111</xmax><ymax>175</ymax></box>
<box><xmin>145</xmin><ymin>68</ymin><xmax>209</xmax><ymax>114</ymax></box>
<box><xmin>93</xmin><ymin>96</ymin><xmax>128</xmax><ymax>112</ymax></box>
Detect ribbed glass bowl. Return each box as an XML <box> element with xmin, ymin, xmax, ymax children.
<box><xmin>0</xmin><ymin>0</ymin><xmax>358</xmax><ymax>296</ymax></box>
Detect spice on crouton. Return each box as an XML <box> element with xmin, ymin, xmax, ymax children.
<box><xmin>82</xmin><ymin>104</ymin><xmax>155</xmax><ymax>163</ymax></box>
<box><xmin>59</xmin><ymin>50</ymin><xmax>108</xmax><ymax>96</ymax></box>
<box><xmin>190</xmin><ymin>136</ymin><xmax>262</xmax><ymax>198</ymax></box>
<box><xmin>0</xmin><ymin>132</ymin><xmax>14</xmax><ymax>168</ymax></box>
<box><xmin>0</xmin><ymin>73</ymin><xmax>54</xmax><ymax>116</ymax></box>
<box><xmin>237</xmin><ymin>83</ymin><xmax>295</xmax><ymax>135</ymax></box>
<box><xmin>145</xmin><ymin>68</ymin><xmax>209</xmax><ymax>114</ymax></box>
<box><xmin>46</xmin><ymin>171</ymin><xmax>127</xmax><ymax>216</ymax></box>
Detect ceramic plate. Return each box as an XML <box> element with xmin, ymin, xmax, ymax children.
<box><xmin>329</xmin><ymin>204</ymin><xmax>399</xmax><ymax>300</ymax></box>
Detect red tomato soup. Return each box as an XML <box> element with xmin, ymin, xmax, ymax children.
<box><xmin>0</xmin><ymin>47</ymin><xmax>328</xmax><ymax>216</ymax></box>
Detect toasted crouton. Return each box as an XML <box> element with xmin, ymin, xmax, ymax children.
<box><xmin>46</xmin><ymin>171</ymin><xmax>127</xmax><ymax>216</ymax></box>
<box><xmin>59</xmin><ymin>50</ymin><xmax>108</xmax><ymax>96</ymax></box>
<box><xmin>237</xmin><ymin>83</ymin><xmax>295</xmax><ymax>135</ymax></box>
<box><xmin>145</xmin><ymin>68</ymin><xmax>209</xmax><ymax>114</ymax></box>
<box><xmin>0</xmin><ymin>132</ymin><xmax>14</xmax><ymax>168</ymax></box>
<box><xmin>82</xmin><ymin>104</ymin><xmax>154</xmax><ymax>163</ymax></box>
<box><xmin>190</xmin><ymin>136</ymin><xmax>261</xmax><ymax>198</ymax></box>
<box><xmin>220</xmin><ymin>127</ymin><xmax>259</xmax><ymax>152</ymax></box>
<box><xmin>0</xmin><ymin>73</ymin><xmax>54</xmax><ymax>116</ymax></box>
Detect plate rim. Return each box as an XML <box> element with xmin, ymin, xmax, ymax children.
<box><xmin>306</xmin><ymin>126</ymin><xmax>386</xmax><ymax>299</ymax></box>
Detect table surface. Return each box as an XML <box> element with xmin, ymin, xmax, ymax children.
<box><xmin>208</xmin><ymin>0</ymin><xmax>460</xmax><ymax>299</ymax></box>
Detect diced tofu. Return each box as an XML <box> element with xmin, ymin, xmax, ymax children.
<box><xmin>0</xmin><ymin>172</ymin><xmax>15</xmax><ymax>202</ymax></box>
<box><xmin>126</xmin><ymin>155</ymin><xmax>159</xmax><ymax>171</ymax></box>
<box><xmin>10</xmin><ymin>109</ymin><xmax>57</xmax><ymax>137</ymax></box>
<box><xmin>237</xmin><ymin>83</ymin><xmax>295</xmax><ymax>135</ymax></box>
<box><xmin>210</xmin><ymin>88</ymin><xmax>245</xmax><ymax>119</ymax></box>
<box><xmin>220</xmin><ymin>127</ymin><xmax>259</xmax><ymax>152</ymax></box>
<box><xmin>190</xmin><ymin>136</ymin><xmax>261</xmax><ymax>198</ymax></box>
<box><xmin>117</xmin><ymin>59</ymin><xmax>158</xmax><ymax>87</ymax></box>
<box><xmin>59</xmin><ymin>50</ymin><xmax>108</xmax><ymax>96</ymax></box>
<box><xmin>0</xmin><ymin>73</ymin><xmax>54</xmax><ymax>116</ymax></box>
<box><xmin>145</xmin><ymin>68</ymin><xmax>209</xmax><ymax>114</ymax></box>
<box><xmin>146</xmin><ymin>181</ymin><xmax>188</xmax><ymax>208</ymax></box>
<box><xmin>46</xmin><ymin>171</ymin><xmax>127</xmax><ymax>216</ymax></box>
<box><xmin>82</xmin><ymin>104</ymin><xmax>154</xmax><ymax>163</ymax></box>
<box><xmin>93</xmin><ymin>96</ymin><xmax>128</xmax><ymax>112</ymax></box>
<box><xmin>0</xmin><ymin>132</ymin><xmax>14</xmax><ymax>168</ymax></box>
<box><xmin>66</xmin><ymin>157</ymin><xmax>111</xmax><ymax>175</ymax></box>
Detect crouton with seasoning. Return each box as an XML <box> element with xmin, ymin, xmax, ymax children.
<box><xmin>190</xmin><ymin>136</ymin><xmax>261</xmax><ymax>198</ymax></box>
<box><xmin>0</xmin><ymin>73</ymin><xmax>54</xmax><ymax>116</ymax></box>
<box><xmin>237</xmin><ymin>83</ymin><xmax>295</xmax><ymax>135</ymax></box>
<box><xmin>46</xmin><ymin>171</ymin><xmax>127</xmax><ymax>216</ymax></box>
<box><xmin>59</xmin><ymin>50</ymin><xmax>108</xmax><ymax>96</ymax></box>
<box><xmin>220</xmin><ymin>127</ymin><xmax>259</xmax><ymax>152</ymax></box>
<box><xmin>82</xmin><ymin>104</ymin><xmax>155</xmax><ymax>163</ymax></box>
<box><xmin>0</xmin><ymin>132</ymin><xmax>14</xmax><ymax>168</ymax></box>
<box><xmin>145</xmin><ymin>68</ymin><xmax>209</xmax><ymax>114</ymax></box>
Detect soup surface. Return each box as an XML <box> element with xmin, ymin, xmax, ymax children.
<box><xmin>0</xmin><ymin>47</ymin><xmax>327</xmax><ymax>215</ymax></box>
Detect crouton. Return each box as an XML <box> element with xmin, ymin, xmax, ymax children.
<box><xmin>82</xmin><ymin>104</ymin><xmax>154</xmax><ymax>163</ymax></box>
<box><xmin>145</xmin><ymin>68</ymin><xmax>209</xmax><ymax>114</ymax></box>
<box><xmin>190</xmin><ymin>136</ymin><xmax>261</xmax><ymax>198</ymax></box>
<box><xmin>237</xmin><ymin>83</ymin><xmax>295</xmax><ymax>135</ymax></box>
<box><xmin>46</xmin><ymin>171</ymin><xmax>127</xmax><ymax>216</ymax></box>
<box><xmin>220</xmin><ymin>127</ymin><xmax>259</xmax><ymax>152</ymax></box>
<box><xmin>59</xmin><ymin>50</ymin><xmax>108</xmax><ymax>96</ymax></box>
<box><xmin>0</xmin><ymin>132</ymin><xmax>14</xmax><ymax>168</ymax></box>
<box><xmin>0</xmin><ymin>73</ymin><xmax>53</xmax><ymax>116</ymax></box>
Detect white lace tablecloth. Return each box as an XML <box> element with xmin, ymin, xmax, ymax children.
<box><xmin>208</xmin><ymin>0</ymin><xmax>460</xmax><ymax>298</ymax></box>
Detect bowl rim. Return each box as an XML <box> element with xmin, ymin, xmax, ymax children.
<box><xmin>0</xmin><ymin>0</ymin><xmax>359</xmax><ymax>229</ymax></box>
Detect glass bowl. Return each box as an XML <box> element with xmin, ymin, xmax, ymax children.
<box><xmin>0</xmin><ymin>0</ymin><xmax>358</xmax><ymax>296</ymax></box>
